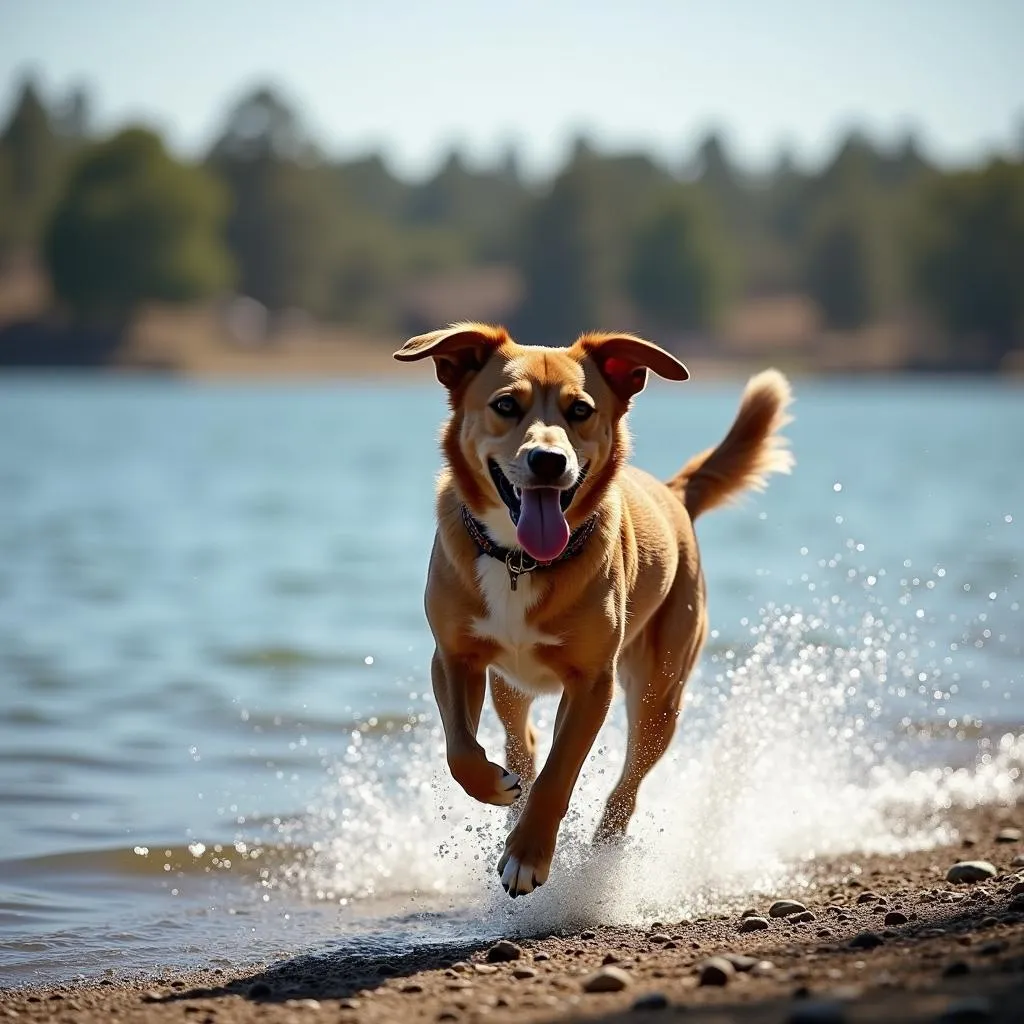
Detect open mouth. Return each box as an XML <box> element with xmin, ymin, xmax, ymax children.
<box><xmin>487</xmin><ymin>459</ymin><xmax>584</xmax><ymax>523</ymax></box>
<box><xmin>487</xmin><ymin>459</ymin><xmax>586</xmax><ymax>563</ymax></box>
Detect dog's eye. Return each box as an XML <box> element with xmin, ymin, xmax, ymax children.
<box><xmin>490</xmin><ymin>395</ymin><xmax>521</xmax><ymax>418</ymax></box>
<box><xmin>566</xmin><ymin>400</ymin><xmax>595</xmax><ymax>423</ymax></box>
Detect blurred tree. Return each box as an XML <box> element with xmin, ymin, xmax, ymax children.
<box><xmin>514</xmin><ymin>160</ymin><xmax>605</xmax><ymax>340</ymax></box>
<box><xmin>910</xmin><ymin>159</ymin><xmax>1024</xmax><ymax>366</ymax></box>
<box><xmin>336</xmin><ymin>153</ymin><xmax>408</xmax><ymax>221</ymax></box>
<box><xmin>627</xmin><ymin>187</ymin><xmax>734</xmax><ymax>332</ymax></box>
<box><xmin>803</xmin><ymin>197</ymin><xmax>888</xmax><ymax>330</ymax></box>
<box><xmin>0</xmin><ymin>76</ymin><xmax>62</xmax><ymax>254</ymax></box>
<box><xmin>208</xmin><ymin>87</ymin><xmax>341</xmax><ymax>315</ymax></box>
<box><xmin>514</xmin><ymin>147</ymin><xmax>672</xmax><ymax>340</ymax></box>
<box><xmin>54</xmin><ymin>85</ymin><xmax>91</xmax><ymax>143</ymax></box>
<box><xmin>404</xmin><ymin>147</ymin><xmax>526</xmax><ymax>262</ymax></box>
<box><xmin>687</xmin><ymin>131</ymin><xmax>759</xmax><ymax>293</ymax></box>
<box><xmin>44</xmin><ymin>128</ymin><xmax>233</xmax><ymax>321</ymax></box>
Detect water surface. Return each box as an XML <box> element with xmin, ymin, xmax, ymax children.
<box><xmin>0</xmin><ymin>376</ymin><xmax>1021</xmax><ymax>985</ymax></box>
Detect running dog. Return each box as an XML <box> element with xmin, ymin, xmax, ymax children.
<box><xmin>394</xmin><ymin>323</ymin><xmax>793</xmax><ymax>897</ymax></box>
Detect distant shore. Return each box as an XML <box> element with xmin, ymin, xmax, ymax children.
<box><xmin>3</xmin><ymin>800</ymin><xmax>1022</xmax><ymax>1022</ymax></box>
<box><xmin>2</xmin><ymin>299</ymin><xmax>1023</xmax><ymax>380</ymax></box>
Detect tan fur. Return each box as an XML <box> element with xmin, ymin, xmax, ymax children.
<box><xmin>394</xmin><ymin>323</ymin><xmax>793</xmax><ymax>897</ymax></box>
<box><xmin>669</xmin><ymin>369</ymin><xmax>794</xmax><ymax>520</ymax></box>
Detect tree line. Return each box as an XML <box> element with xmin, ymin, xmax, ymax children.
<box><xmin>1</xmin><ymin>77</ymin><xmax>1022</xmax><ymax>369</ymax></box>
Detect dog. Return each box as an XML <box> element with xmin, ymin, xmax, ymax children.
<box><xmin>394</xmin><ymin>323</ymin><xmax>793</xmax><ymax>898</ymax></box>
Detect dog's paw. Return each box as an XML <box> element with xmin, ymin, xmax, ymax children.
<box><xmin>497</xmin><ymin>834</ymin><xmax>552</xmax><ymax>898</ymax></box>
<box><xmin>448</xmin><ymin>752</ymin><xmax>522</xmax><ymax>806</ymax></box>
<box><xmin>493</xmin><ymin>769</ymin><xmax>523</xmax><ymax>806</ymax></box>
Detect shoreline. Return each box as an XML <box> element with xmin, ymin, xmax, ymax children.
<box><xmin>3</xmin><ymin>802</ymin><xmax>1023</xmax><ymax>1022</ymax></box>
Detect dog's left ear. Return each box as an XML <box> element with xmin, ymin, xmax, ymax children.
<box><xmin>574</xmin><ymin>332</ymin><xmax>689</xmax><ymax>402</ymax></box>
<box><xmin>393</xmin><ymin>322</ymin><xmax>508</xmax><ymax>391</ymax></box>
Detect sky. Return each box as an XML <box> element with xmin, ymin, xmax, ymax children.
<box><xmin>1</xmin><ymin>0</ymin><xmax>1022</xmax><ymax>180</ymax></box>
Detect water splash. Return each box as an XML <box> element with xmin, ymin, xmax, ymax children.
<box><xmin>265</xmin><ymin>553</ymin><xmax>1022</xmax><ymax>941</ymax></box>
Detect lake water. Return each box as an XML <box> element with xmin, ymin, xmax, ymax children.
<box><xmin>0</xmin><ymin>375</ymin><xmax>1022</xmax><ymax>987</ymax></box>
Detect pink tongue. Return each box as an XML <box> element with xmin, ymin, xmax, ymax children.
<box><xmin>516</xmin><ymin>488</ymin><xmax>570</xmax><ymax>563</ymax></box>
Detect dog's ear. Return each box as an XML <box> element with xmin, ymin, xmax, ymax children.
<box><xmin>393</xmin><ymin>322</ymin><xmax>508</xmax><ymax>391</ymax></box>
<box><xmin>574</xmin><ymin>332</ymin><xmax>689</xmax><ymax>402</ymax></box>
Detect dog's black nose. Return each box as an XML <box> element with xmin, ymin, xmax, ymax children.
<box><xmin>527</xmin><ymin>448</ymin><xmax>568</xmax><ymax>483</ymax></box>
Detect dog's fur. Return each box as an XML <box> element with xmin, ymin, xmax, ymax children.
<box><xmin>394</xmin><ymin>323</ymin><xmax>793</xmax><ymax>897</ymax></box>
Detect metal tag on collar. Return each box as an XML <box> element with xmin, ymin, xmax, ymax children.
<box><xmin>505</xmin><ymin>549</ymin><xmax>538</xmax><ymax>591</ymax></box>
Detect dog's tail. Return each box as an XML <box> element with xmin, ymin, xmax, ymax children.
<box><xmin>668</xmin><ymin>369</ymin><xmax>794</xmax><ymax>521</ymax></box>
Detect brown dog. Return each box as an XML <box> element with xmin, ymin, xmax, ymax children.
<box><xmin>394</xmin><ymin>323</ymin><xmax>793</xmax><ymax>897</ymax></box>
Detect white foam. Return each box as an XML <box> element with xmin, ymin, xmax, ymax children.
<box><xmin>269</xmin><ymin>579</ymin><xmax>1023</xmax><ymax>937</ymax></box>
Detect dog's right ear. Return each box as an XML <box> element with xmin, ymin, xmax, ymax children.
<box><xmin>393</xmin><ymin>322</ymin><xmax>508</xmax><ymax>391</ymax></box>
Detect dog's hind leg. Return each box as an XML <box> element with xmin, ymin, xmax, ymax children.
<box><xmin>490</xmin><ymin>672</ymin><xmax>538</xmax><ymax>787</ymax></box>
<box><xmin>594</xmin><ymin>567</ymin><xmax>708</xmax><ymax>843</ymax></box>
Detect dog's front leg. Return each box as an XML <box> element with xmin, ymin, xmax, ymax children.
<box><xmin>431</xmin><ymin>648</ymin><xmax>523</xmax><ymax>806</ymax></box>
<box><xmin>497</xmin><ymin>668</ymin><xmax>614</xmax><ymax>897</ymax></box>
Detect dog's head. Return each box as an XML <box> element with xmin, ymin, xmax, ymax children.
<box><xmin>395</xmin><ymin>322</ymin><xmax>688</xmax><ymax>562</ymax></box>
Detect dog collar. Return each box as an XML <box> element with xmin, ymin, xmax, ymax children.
<box><xmin>460</xmin><ymin>505</ymin><xmax>598</xmax><ymax>592</ymax></box>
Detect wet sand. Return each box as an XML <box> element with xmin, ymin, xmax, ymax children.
<box><xmin>3</xmin><ymin>802</ymin><xmax>1023</xmax><ymax>1024</ymax></box>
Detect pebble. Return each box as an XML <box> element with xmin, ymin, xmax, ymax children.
<box><xmin>721</xmin><ymin>953</ymin><xmax>760</xmax><ymax>972</ymax></box>
<box><xmin>631</xmin><ymin>992</ymin><xmax>669</xmax><ymax>1011</ymax></box>
<box><xmin>512</xmin><ymin>967</ymin><xmax>537</xmax><ymax>980</ymax></box>
<box><xmin>740</xmin><ymin>907</ymin><xmax>759</xmax><ymax>918</ymax></box>
<box><xmin>581</xmin><ymin>966</ymin><xmax>631</xmax><ymax>993</ymax></box>
<box><xmin>769</xmin><ymin>900</ymin><xmax>808</xmax><ymax>918</ymax></box>
<box><xmin>978</xmin><ymin>940</ymin><xmax>1007</xmax><ymax>956</ymax></box>
<box><xmin>739</xmin><ymin>915</ymin><xmax>770</xmax><ymax>932</ymax></box>
<box><xmin>485</xmin><ymin>940</ymin><xmax>522</xmax><ymax>963</ymax></box>
<box><xmin>941</xmin><ymin>960</ymin><xmax>971</xmax><ymax>978</ymax></box>
<box><xmin>648</xmin><ymin>933</ymin><xmax>671</xmax><ymax>944</ymax></box>
<box><xmin>472</xmin><ymin>964</ymin><xmax>498</xmax><ymax>975</ymax></box>
<box><xmin>995</xmin><ymin>827</ymin><xmax>1021</xmax><ymax>843</ymax></box>
<box><xmin>580</xmin><ymin>929</ymin><xmax>596</xmax><ymax>939</ymax></box>
<box><xmin>400</xmin><ymin>983</ymin><xmax>424</xmax><ymax>993</ymax></box>
<box><xmin>1009</xmin><ymin>894</ymin><xmax>1024</xmax><ymax>912</ymax></box>
<box><xmin>787</xmin><ymin>1000</ymin><xmax>846</xmax><ymax>1024</ymax></box>
<box><xmin>848</xmin><ymin>931</ymin><xmax>884</xmax><ymax>950</ymax></box>
<box><xmin>141</xmin><ymin>990</ymin><xmax>165</xmax><ymax>1003</ymax></box>
<box><xmin>791</xmin><ymin>910</ymin><xmax>816</xmax><ymax>923</ymax></box>
<box><xmin>533</xmin><ymin>951</ymin><xmax>550</xmax><ymax>962</ymax></box>
<box><xmin>287</xmin><ymin>999</ymin><xmax>321</xmax><ymax>1011</ymax></box>
<box><xmin>697</xmin><ymin>957</ymin><xmax>735</xmax><ymax>987</ymax></box>
<box><xmin>601</xmin><ymin>952</ymin><xmax>620</xmax><ymax>965</ymax></box>
<box><xmin>946</xmin><ymin>861</ymin><xmax>997</xmax><ymax>884</ymax></box>
<box><xmin>437</xmin><ymin>1013</ymin><xmax>459</xmax><ymax>1022</ymax></box>
<box><xmin>1011</xmin><ymin>853</ymin><xmax>1024</xmax><ymax>867</ymax></box>
<box><xmin>1009</xmin><ymin>880</ymin><xmax>1024</xmax><ymax>896</ymax></box>
<box><xmin>883</xmin><ymin>911</ymin><xmax>908</xmax><ymax>926</ymax></box>
<box><xmin>938</xmin><ymin>996</ymin><xmax>994</xmax><ymax>1023</ymax></box>
<box><xmin>751</xmin><ymin>960</ymin><xmax>776</xmax><ymax>976</ymax></box>
<box><xmin>855</xmin><ymin>891</ymin><xmax>882</xmax><ymax>904</ymax></box>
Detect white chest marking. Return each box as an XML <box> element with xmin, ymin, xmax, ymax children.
<box><xmin>472</xmin><ymin>556</ymin><xmax>563</xmax><ymax>695</ymax></box>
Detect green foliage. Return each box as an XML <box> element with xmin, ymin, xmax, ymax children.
<box><xmin>44</xmin><ymin>128</ymin><xmax>233</xmax><ymax>320</ymax></box>
<box><xmin>910</xmin><ymin>160</ymin><xmax>1024</xmax><ymax>363</ymax></box>
<box><xmin>404</xmin><ymin>149</ymin><xmax>526</xmax><ymax>262</ymax></box>
<box><xmin>3</xmin><ymin>77</ymin><xmax>1022</xmax><ymax>370</ymax></box>
<box><xmin>208</xmin><ymin>89</ymin><xmax>340</xmax><ymax>315</ymax></box>
<box><xmin>0</xmin><ymin>77</ymin><xmax>62</xmax><ymax>253</ymax></box>
<box><xmin>514</xmin><ymin>160</ymin><xmax>608</xmax><ymax>341</ymax></box>
<box><xmin>627</xmin><ymin>188</ymin><xmax>734</xmax><ymax>332</ymax></box>
<box><xmin>515</xmin><ymin>149</ymin><xmax>674</xmax><ymax>340</ymax></box>
<box><xmin>803</xmin><ymin>198</ymin><xmax>887</xmax><ymax>330</ymax></box>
